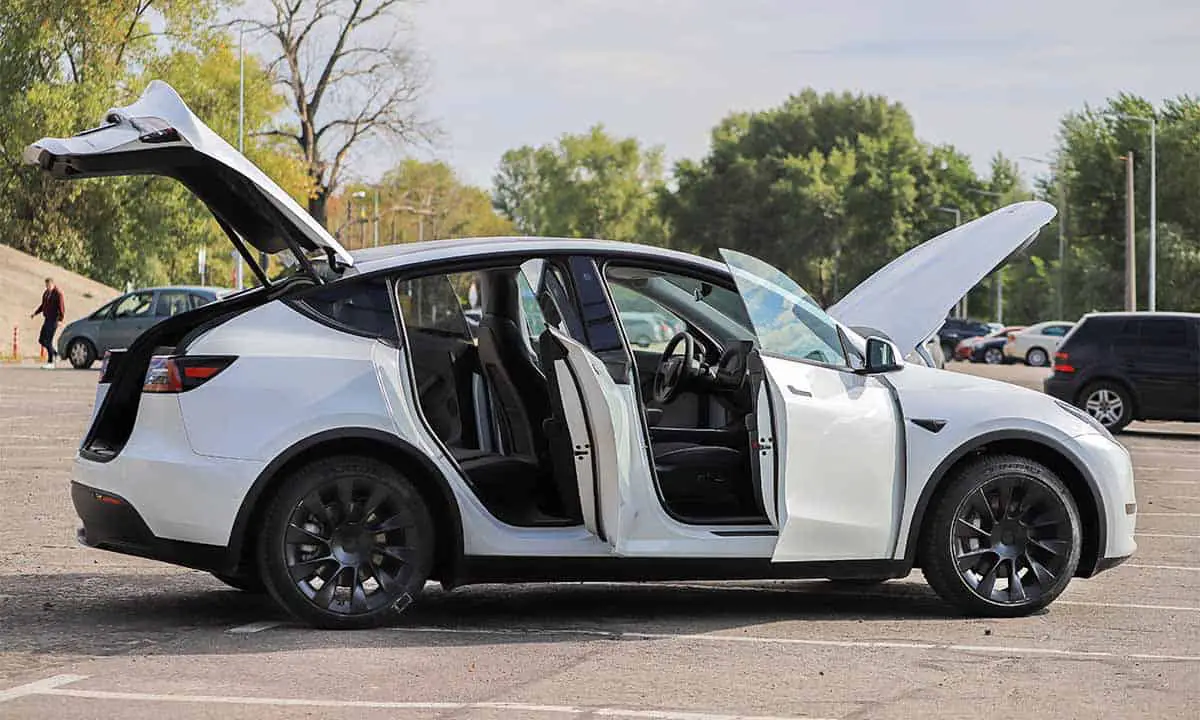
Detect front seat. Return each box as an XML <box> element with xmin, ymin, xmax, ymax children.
<box><xmin>474</xmin><ymin>271</ymin><xmax>552</xmax><ymax>459</ymax></box>
<box><xmin>650</xmin><ymin>441</ymin><xmax>748</xmax><ymax>518</ymax></box>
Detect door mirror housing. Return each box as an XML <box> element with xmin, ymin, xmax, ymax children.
<box><xmin>861</xmin><ymin>336</ymin><xmax>903</xmax><ymax>374</ymax></box>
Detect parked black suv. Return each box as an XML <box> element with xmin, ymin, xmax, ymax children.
<box><xmin>1044</xmin><ymin>312</ymin><xmax>1200</xmax><ymax>431</ymax></box>
<box><xmin>937</xmin><ymin>317</ymin><xmax>991</xmax><ymax>358</ymax></box>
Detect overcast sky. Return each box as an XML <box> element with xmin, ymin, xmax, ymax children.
<box><xmin>399</xmin><ymin>0</ymin><xmax>1199</xmax><ymax>188</ymax></box>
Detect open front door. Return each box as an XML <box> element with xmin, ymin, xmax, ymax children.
<box><xmin>538</xmin><ymin>327</ymin><xmax>628</xmax><ymax>548</ymax></box>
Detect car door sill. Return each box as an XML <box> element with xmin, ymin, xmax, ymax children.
<box><xmin>453</xmin><ymin>556</ymin><xmax>910</xmax><ymax>585</ymax></box>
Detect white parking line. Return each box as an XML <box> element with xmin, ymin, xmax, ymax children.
<box><xmin>1126</xmin><ymin>563</ymin><xmax>1200</xmax><ymax>572</ymax></box>
<box><xmin>3</xmin><ymin>674</ymin><xmax>827</xmax><ymax>719</ymax></box>
<box><xmin>226</xmin><ymin>621</ymin><xmax>282</xmax><ymax>634</ymax></box>
<box><xmin>1140</xmin><ymin>480</ymin><xmax>1200</xmax><ymax>485</ymax></box>
<box><xmin>0</xmin><ymin>675</ymin><xmax>88</xmax><ymax>703</ymax></box>
<box><xmin>397</xmin><ymin>627</ymin><xmax>1200</xmax><ymax>662</ymax></box>
<box><xmin>1137</xmin><ymin>532</ymin><xmax>1200</xmax><ymax>539</ymax></box>
<box><xmin>1057</xmin><ymin>600</ymin><xmax>1200</xmax><ymax>613</ymax></box>
<box><xmin>1137</xmin><ymin>512</ymin><xmax>1200</xmax><ymax>517</ymax></box>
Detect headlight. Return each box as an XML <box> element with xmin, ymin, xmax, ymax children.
<box><xmin>1056</xmin><ymin>399</ymin><xmax>1115</xmax><ymax>442</ymax></box>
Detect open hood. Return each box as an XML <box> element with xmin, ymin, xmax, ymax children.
<box><xmin>827</xmin><ymin>201</ymin><xmax>1056</xmax><ymax>354</ymax></box>
<box><xmin>22</xmin><ymin>80</ymin><xmax>353</xmax><ymax>277</ymax></box>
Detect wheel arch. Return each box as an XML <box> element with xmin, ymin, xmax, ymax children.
<box><xmin>904</xmin><ymin>429</ymin><xmax>1107</xmax><ymax>578</ymax></box>
<box><xmin>227</xmin><ymin>428</ymin><xmax>464</xmax><ymax>583</ymax></box>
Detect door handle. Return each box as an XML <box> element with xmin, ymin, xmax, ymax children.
<box><xmin>787</xmin><ymin>385</ymin><xmax>812</xmax><ymax>397</ymax></box>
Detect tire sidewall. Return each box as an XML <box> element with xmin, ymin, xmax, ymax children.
<box><xmin>984</xmin><ymin>348</ymin><xmax>1003</xmax><ymax>365</ymax></box>
<box><xmin>1025</xmin><ymin>347</ymin><xmax>1048</xmax><ymax>367</ymax></box>
<box><xmin>257</xmin><ymin>456</ymin><xmax>435</xmax><ymax>629</ymax></box>
<box><xmin>68</xmin><ymin>339</ymin><xmax>95</xmax><ymax>369</ymax></box>
<box><xmin>921</xmin><ymin>455</ymin><xmax>1082</xmax><ymax>617</ymax></box>
<box><xmin>1079</xmin><ymin>381</ymin><xmax>1134</xmax><ymax>432</ymax></box>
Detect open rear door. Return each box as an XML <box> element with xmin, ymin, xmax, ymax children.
<box><xmin>538</xmin><ymin>328</ymin><xmax>628</xmax><ymax>548</ymax></box>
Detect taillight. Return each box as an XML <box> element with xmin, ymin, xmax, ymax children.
<box><xmin>1007</xmin><ymin>333</ymin><xmax>1016</xmax><ymax>342</ymax></box>
<box><xmin>143</xmin><ymin>355</ymin><xmax>235</xmax><ymax>393</ymax></box>
<box><xmin>1053</xmin><ymin>351</ymin><xmax>1075</xmax><ymax>374</ymax></box>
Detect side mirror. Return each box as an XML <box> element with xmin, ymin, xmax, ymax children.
<box><xmin>861</xmin><ymin>336</ymin><xmax>903</xmax><ymax>374</ymax></box>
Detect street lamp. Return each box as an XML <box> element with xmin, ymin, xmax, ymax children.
<box><xmin>1108</xmin><ymin>111</ymin><xmax>1157</xmax><ymax>311</ymax></box>
<box><xmin>936</xmin><ymin>206</ymin><xmax>964</xmax><ymax>317</ymax></box>
<box><xmin>1021</xmin><ymin>156</ymin><xmax>1068</xmax><ymax>319</ymax></box>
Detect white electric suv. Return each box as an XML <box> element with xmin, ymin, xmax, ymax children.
<box><xmin>26</xmin><ymin>82</ymin><xmax>1137</xmax><ymax>629</ymax></box>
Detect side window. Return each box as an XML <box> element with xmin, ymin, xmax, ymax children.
<box><xmin>154</xmin><ymin>290</ymin><xmax>193</xmax><ymax>317</ymax></box>
<box><xmin>90</xmin><ymin>298</ymin><xmax>118</xmax><ymax>321</ymax></box>
<box><xmin>395</xmin><ymin>275</ymin><xmax>471</xmax><ymax>339</ymax></box>
<box><xmin>301</xmin><ymin>276</ymin><xmax>399</xmax><ymax>342</ymax></box>
<box><xmin>1140</xmin><ymin>318</ymin><xmax>1188</xmax><ymax>348</ymax></box>
<box><xmin>607</xmin><ymin>283</ymin><xmax>687</xmax><ymax>352</ymax></box>
<box><xmin>113</xmin><ymin>291</ymin><xmax>154</xmax><ymax>319</ymax></box>
<box><xmin>1044</xmin><ymin>325</ymin><xmax>1070</xmax><ymax>337</ymax></box>
<box><xmin>190</xmin><ymin>293</ymin><xmax>214</xmax><ymax>310</ymax></box>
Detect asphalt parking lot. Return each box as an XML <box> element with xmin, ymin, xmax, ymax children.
<box><xmin>1</xmin><ymin>363</ymin><xmax>1197</xmax><ymax>719</ymax></box>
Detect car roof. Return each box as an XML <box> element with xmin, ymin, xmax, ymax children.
<box><xmin>127</xmin><ymin>285</ymin><xmax>224</xmax><ymax>294</ymax></box>
<box><xmin>1081</xmin><ymin>311</ymin><xmax>1200</xmax><ymax>320</ymax></box>
<box><xmin>344</xmin><ymin>237</ymin><xmax>730</xmax><ymax>277</ymax></box>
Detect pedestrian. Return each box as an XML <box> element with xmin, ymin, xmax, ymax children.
<box><xmin>31</xmin><ymin>277</ymin><xmax>65</xmax><ymax>369</ymax></box>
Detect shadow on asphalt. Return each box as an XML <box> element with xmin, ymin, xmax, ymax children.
<box><xmin>1</xmin><ymin>573</ymin><xmax>963</xmax><ymax>658</ymax></box>
<box><xmin>1121</xmin><ymin>428</ymin><xmax>1200</xmax><ymax>442</ymax></box>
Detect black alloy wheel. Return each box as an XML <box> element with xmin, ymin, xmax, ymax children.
<box><xmin>258</xmin><ymin>456</ymin><xmax>434</xmax><ymax>629</ymax></box>
<box><xmin>921</xmin><ymin>454</ymin><xmax>1081</xmax><ymax>617</ymax></box>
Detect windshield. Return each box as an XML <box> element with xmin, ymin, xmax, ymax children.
<box><xmin>720</xmin><ymin>249</ymin><xmax>849</xmax><ymax>367</ymax></box>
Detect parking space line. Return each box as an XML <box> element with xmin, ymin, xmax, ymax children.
<box><xmin>397</xmin><ymin>627</ymin><xmax>1200</xmax><ymax>662</ymax></box>
<box><xmin>0</xmin><ymin>675</ymin><xmax>88</xmax><ymax>703</ymax></box>
<box><xmin>1057</xmin><ymin>600</ymin><xmax>1200</xmax><ymax>613</ymax></box>
<box><xmin>227</xmin><ymin>621</ymin><xmax>282</xmax><ymax>634</ymax></box>
<box><xmin>1137</xmin><ymin>512</ymin><xmax>1200</xmax><ymax>517</ymax></box>
<box><xmin>1126</xmin><ymin>563</ymin><xmax>1200</xmax><ymax>572</ymax></box>
<box><xmin>15</xmin><ymin>676</ymin><xmax>829</xmax><ymax>720</ymax></box>
<box><xmin>1137</xmin><ymin>532</ymin><xmax>1200</xmax><ymax>539</ymax></box>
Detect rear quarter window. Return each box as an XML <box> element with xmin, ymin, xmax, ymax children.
<box><xmin>297</xmin><ymin>276</ymin><xmax>399</xmax><ymax>342</ymax></box>
<box><xmin>1062</xmin><ymin>317</ymin><xmax>1120</xmax><ymax>348</ymax></box>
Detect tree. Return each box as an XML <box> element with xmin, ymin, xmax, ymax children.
<box><xmin>328</xmin><ymin>160</ymin><xmax>512</xmax><ymax>249</ymax></box>
<box><xmin>1048</xmin><ymin>94</ymin><xmax>1200</xmax><ymax>316</ymax></box>
<box><xmin>493</xmin><ymin>125</ymin><xmax>667</xmax><ymax>244</ymax></box>
<box><xmin>662</xmin><ymin>90</ymin><xmax>992</xmax><ymax>306</ymax></box>
<box><xmin>249</xmin><ymin>0</ymin><xmax>430</xmax><ymax>226</ymax></box>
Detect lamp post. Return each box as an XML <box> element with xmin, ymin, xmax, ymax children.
<box><xmin>352</xmin><ymin>190</ymin><xmax>367</xmax><ymax>248</ymax></box>
<box><xmin>936</xmin><ymin>206</ymin><xmax>964</xmax><ymax>317</ymax></box>
<box><xmin>1109</xmin><ymin>112</ymin><xmax>1157</xmax><ymax>311</ymax></box>
<box><xmin>1021</xmin><ymin>155</ymin><xmax>1067</xmax><ymax>318</ymax></box>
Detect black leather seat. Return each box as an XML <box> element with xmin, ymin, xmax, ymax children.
<box><xmin>651</xmin><ymin>441</ymin><xmax>749</xmax><ymax>518</ymax></box>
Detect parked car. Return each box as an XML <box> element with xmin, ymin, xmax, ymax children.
<box><xmin>956</xmin><ymin>326</ymin><xmax>1025</xmax><ymax>363</ymax></box>
<box><xmin>26</xmin><ymin>82</ymin><xmax>1135</xmax><ymax>629</ymax></box>
<box><xmin>1004</xmin><ymin>321</ymin><xmax>1075</xmax><ymax>367</ymax></box>
<box><xmin>57</xmin><ymin>286</ymin><xmax>227</xmax><ymax>368</ymax></box>
<box><xmin>1044</xmin><ymin>312</ymin><xmax>1200</xmax><ymax>432</ymax></box>
<box><xmin>937</xmin><ymin>317</ymin><xmax>991</xmax><ymax>358</ymax></box>
<box><xmin>906</xmin><ymin>334</ymin><xmax>946</xmax><ymax>369</ymax></box>
<box><xmin>619</xmin><ymin>311</ymin><xmax>675</xmax><ymax>347</ymax></box>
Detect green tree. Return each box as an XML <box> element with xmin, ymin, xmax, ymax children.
<box><xmin>662</xmin><ymin>90</ymin><xmax>994</xmax><ymax>306</ymax></box>
<box><xmin>493</xmin><ymin>125</ymin><xmax>667</xmax><ymax>245</ymax></box>
<box><xmin>330</xmin><ymin>159</ymin><xmax>513</xmax><ymax>249</ymax></box>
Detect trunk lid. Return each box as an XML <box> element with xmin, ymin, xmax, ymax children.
<box><xmin>22</xmin><ymin>80</ymin><xmax>353</xmax><ymax>278</ymax></box>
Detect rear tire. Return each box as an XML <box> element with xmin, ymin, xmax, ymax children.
<box><xmin>1079</xmin><ymin>381</ymin><xmax>1134</xmax><ymax>432</ymax></box>
<box><xmin>67</xmin><ymin>338</ymin><xmax>96</xmax><ymax>369</ymax></box>
<box><xmin>919</xmin><ymin>454</ymin><xmax>1081</xmax><ymax>618</ymax></box>
<box><xmin>257</xmin><ymin>455</ymin><xmax>435</xmax><ymax>629</ymax></box>
<box><xmin>1025</xmin><ymin>347</ymin><xmax>1049</xmax><ymax>367</ymax></box>
<box><xmin>984</xmin><ymin>347</ymin><xmax>1004</xmax><ymax>365</ymax></box>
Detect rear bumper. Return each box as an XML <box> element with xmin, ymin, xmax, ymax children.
<box><xmin>72</xmin><ymin>481</ymin><xmax>233</xmax><ymax>573</ymax></box>
<box><xmin>1043</xmin><ymin>375</ymin><xmax>1080</xmax><ymax>402</ymax></box>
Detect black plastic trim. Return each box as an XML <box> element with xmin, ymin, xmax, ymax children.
<box><xmin>901</xmin><ymin>429</ymin><xmax>1109</xmax><ymax>576</ymax></box>
<box><xmin>910</xmin><ymin>418</ymin><xmax>947</xmax><ymax>433</ymax></box>
<box><xmin>72</xmin><ymin>482</ymin><xmax>233</xmax><ymax>573</ymax></box>
<box><xmin>1092</xmin><ymin>553</ymin><xmax>1132</xmax><ymax>575</ymax></box>
<box><xmin>224</xmin><ymin>428</ymin><xmax>464</xmax><ymax>578</ymax></box>
<box><xmin>454</xmin><ymin>556</ymin><xmax>909</xmax><ymax>585</ymax></box>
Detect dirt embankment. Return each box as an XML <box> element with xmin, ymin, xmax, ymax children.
<box><xmin>0</xmin><ymin>244</ymin><xmax>120</xmax><ymax>359</ymax></box>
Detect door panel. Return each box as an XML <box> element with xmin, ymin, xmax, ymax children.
<box><xmin>763</xmin><ymin>356</ymin><xmax>902</xmax><ymax>562</ymax></box>
<box><xmin>542</xmin><ymin>327</ymin><xmax>627</xmax><ymax>548</ymax></box>
<box><xmin>103</xmin><ymin>291</ymin><xmax>155</xmax><ymax>349</ymax></box>
<box><xmin>1129</xmin><ymin>318</ymin><xmax>1199</xmax><ymax>419</ymax></box>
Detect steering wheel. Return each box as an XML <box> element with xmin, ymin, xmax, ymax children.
<box><xmin>653</xmin><ymin>332</ymin><xmax>700</xmax><ymax>404</ymax></box>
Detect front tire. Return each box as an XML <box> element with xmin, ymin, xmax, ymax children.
<box><xmin>67</xmin><ymin>338</ymin><xmax>96</xmax><ymax>369</ymax></box>
<box><xmin>1080</xmin><ymin>381</ymin><xmax>1133</xmax><ymax>432</ymax></box>
<box><xmin>257</xmin><ymin>456</ymin><xmax>435</xmax><ymax>629</ymax></box>
<box><xmin>1025</xmin><ymin>347</ymin><xmax>1049</xmax><ymax>367</ymax></box>
<box><xmin>919</xmin><ymin>454</ymin><xmax>1081</xmax><ymax>617</ymax></box>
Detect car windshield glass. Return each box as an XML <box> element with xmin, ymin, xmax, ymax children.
<box><xmin>719</xmin><ymin>249</ymin><xmax>848</xmax><ymax>367</ymax></box>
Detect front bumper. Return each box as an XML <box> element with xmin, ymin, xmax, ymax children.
<box><xmin>72</xmin><ymin>481</ymin><xmax>233</xmax><ymax>573</ymax></box>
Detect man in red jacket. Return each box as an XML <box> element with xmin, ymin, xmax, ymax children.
<box><xmin>31</xmin><ymin>277</ymin><xmax>65</xmax><ymax>369</ymax></box>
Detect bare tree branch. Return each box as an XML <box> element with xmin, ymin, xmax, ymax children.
<box><xmin>258</xmin><ymin>0</ymin><xmax>431</xmax><ymax>223</ymax></box>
